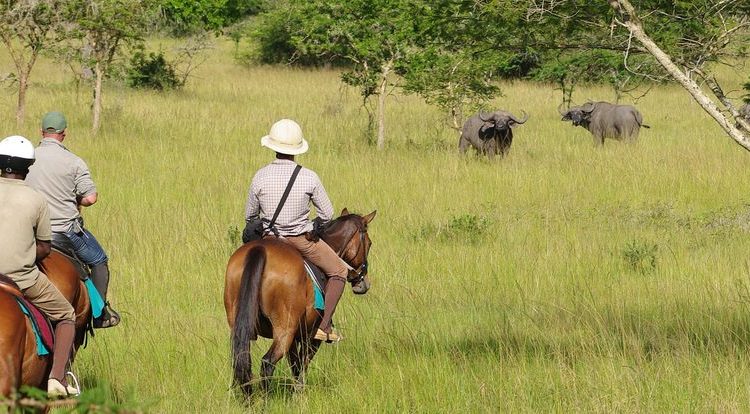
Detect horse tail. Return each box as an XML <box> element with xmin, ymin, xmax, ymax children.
<box><xmin>231</xmin><ymin>244</ymin><xmax>265</xmax><ymax>396</ymax></box>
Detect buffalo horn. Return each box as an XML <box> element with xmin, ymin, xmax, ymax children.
<box><xmin>510</xmin><ymin>110</ymin><xmax>529</xmax><ymax>124</ymax></box>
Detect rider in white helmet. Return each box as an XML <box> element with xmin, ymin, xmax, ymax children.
<box><xmin>0</xmin><ymin>135</ymin><xmax>80</xmax><ymax>397</ymax></box>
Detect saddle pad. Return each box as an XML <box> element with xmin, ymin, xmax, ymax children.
<box><xmin>15</xmin><ymin>297</ymin><xmax>54</xmax><ymax>356</ymax></box>
<box><xmin>303</xmin><ymin>261</ymin><xmax>326</xmax><ymax>311</ymax></box>
<box><xmin>84</xmin><ymin>278</ymin><xmax>105</xmax><ymax>319</ymax></box>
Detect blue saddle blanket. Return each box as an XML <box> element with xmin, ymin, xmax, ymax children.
<box><xmin>85</xmin><ymin>278</ymin><xmax>105</xmax><ymax>318</ymax></box>
<box><xmin>303</xmin><ymin>261</ymin><xmax>325</xmax><ymax>311</ymax></box>
<box><xmin>16</xmin><ymin>299</ymin><xmax>50</xmax><ymax>356</ymax></box>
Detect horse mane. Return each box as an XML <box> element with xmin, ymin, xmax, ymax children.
<box><xmin>322</xmin><ymin>214</ymin><xmax>363</xmax><ymax>237</ymax></box>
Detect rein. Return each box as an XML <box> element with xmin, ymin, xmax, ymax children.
<box><xmin>332</xmin><ymin>221</ymin><xmax>369</xmax><ymax>285</ymax></box>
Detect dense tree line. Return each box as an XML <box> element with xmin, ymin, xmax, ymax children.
<box><xmin>248</xmin><ymin>0</ymin><xmax>750</xmax><ymax>150</ymax></box>
<box><xmin>2</xmin><ymin>0</ymin><xmax>749</xmax><ymax>147</ymax></box>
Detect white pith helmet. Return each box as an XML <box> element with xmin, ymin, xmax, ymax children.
<box><xmin>0</xmin><ymin>135</ymin><xmax>35</xmax><ymax>173</ymax></box>
<box><xmin>260</xmin><ymin>119</ymin><xmax>309</xmax><ymax>155</ymax></box>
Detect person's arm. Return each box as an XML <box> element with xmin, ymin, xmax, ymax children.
<box><xmin>74</xmin><ymin>159</ymin><xmax>97</xmax><ymax>208</ymax></box>
<box><xmin>35</xmin><ymin>200</ymin><xmax>52</xmax><ymax>262</ymax></box>
<box><xmin>310</xmin><ymin>174</ymin><xmax>334</xmax><ymax>222</ymax></box>
<box><xmin>36</xmin><ymin>240</ymin><xmax>51</xmax><ymax>261</ymax></box>
<box><xmin>78</xmin><ymin>192</ymin><xmax>98</xmax><ymax>207</ymax></box>
<box><xmin>245</xmin><ymin>180</ymin><xmax>260</xmax><ymax>221</ymax></box>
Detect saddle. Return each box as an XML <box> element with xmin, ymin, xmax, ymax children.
<box><xmin>0</xmin><ymin>274</ymin><xmax>55</xmax><ymax>355</ymax></box>
<box><xmin>303</xmin><ymin>260</ymin><xmax>326</xmax><ymax>311</ymax></box>
<box><xmin>50</xmin><ymin>234</ymin><xmax>106</xmax><ymax>320</ymax></box>
<box><xmin>51</xmin><ymin>234</ymin><xmax>90</xmax><ymax>280</ymax></box>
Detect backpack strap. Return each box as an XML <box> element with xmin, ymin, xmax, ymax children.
<box><xmin>268</xmin><ymin>164</ymin><xmax>302</xmax><ymax>236</ymax></box>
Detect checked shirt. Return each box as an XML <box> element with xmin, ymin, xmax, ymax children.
<box><xmin>245</xmin><ymin>159</ymin><xmax>334</xmax><ymax>237</ymax></box>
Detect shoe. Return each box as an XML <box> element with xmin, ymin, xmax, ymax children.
<box><xmin>47</xmin><ymin>378</ymin><xmax>79</xmax><ymax>397</ymax></box>
<box><xmin>314</xmin><ymin>328</ymin><xmax>342</xmax><ymax>343</ymax></box>
<box><xmin>93</xmin><ymin>303</ymin><xmax>121</xmax><ymax>329</ymax></box>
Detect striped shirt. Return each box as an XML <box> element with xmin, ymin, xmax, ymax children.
<box><xmin>245</xmin><ymin>159</ymin><xmax>334</xmax><ymax>236</ymax></box>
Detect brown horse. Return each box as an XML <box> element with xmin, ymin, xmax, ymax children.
<box><xmin>224</xmin><ymin>209</ymin><xmax>376</xmax><ymax>396</ymax></box>
<box><xmin>0</xmin><ymin>250</ymin><xmax>91</xmax><ymax>398</ymax></box>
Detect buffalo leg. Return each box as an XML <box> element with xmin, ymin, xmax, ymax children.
<box><xmin>458</xmin><ymin>135</ymin><xmax>470</xmax><ymax>154</ymax></box>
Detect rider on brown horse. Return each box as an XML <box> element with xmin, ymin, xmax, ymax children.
<box><xmin>26</xmin><ymin>112</ymin><xmax>120</xmax><ymax>329</ymax></box>
<box><xmin>0</xmin><ymin>135</ymin><xmax>80</xmax><ymax>397</ymax></box>
<box><xmin>244</xmin><ymin>119</ymin><xmax>348</xmax><ymax>342</ymax></box>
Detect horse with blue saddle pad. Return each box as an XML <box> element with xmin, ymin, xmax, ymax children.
<box><xmin>224</xmin><ymin>209</ymin><xmax>375</xmax><ymax>397</ymax></box>
<box><xmin>0</xmin><ymin>251</ymin><xmax>92</xmax><ymax>398</ymax></box>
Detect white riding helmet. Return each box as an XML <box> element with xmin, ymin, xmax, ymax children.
<box><xmin>0</xmin><ymin>135</ymin><xmax>35</xmax><ymax>173</ymax></box>
<box><xmin>260</xmin><ymin>119</ymin><xmax>309</xmax><ymax>155</ymax></box>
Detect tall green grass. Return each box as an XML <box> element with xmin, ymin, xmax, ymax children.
<box><xmin>3</xmin><ymin>39</ymin><xmax>750</xmax><ymax>412</ymax></box>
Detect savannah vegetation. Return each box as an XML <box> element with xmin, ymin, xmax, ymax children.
<box><xmin>2</xmin><ymin>0</ymin><xmax>750</xmax><ymax>412</ymax></box>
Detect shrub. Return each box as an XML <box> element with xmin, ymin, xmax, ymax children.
<box><xmin>127</xmin><ymin>51</ymin><xmax>183</xmax><ymax>91</ymax></box>
<box><xmin>622</xmin><ymin>240</ymin><xmax>658</xmax><ymax>274</ymax></box>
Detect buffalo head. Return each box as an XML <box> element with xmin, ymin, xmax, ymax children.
<box><xmin>478</xmin><ymin>110</ymin><xmax>529</xmax><ymax>134</ymax></box>
<box><xmin>560</xmin><ymin>102</ymin><xmax>595</xmax><ymax>127</ymax></box>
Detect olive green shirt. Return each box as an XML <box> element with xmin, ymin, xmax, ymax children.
<box><xmin>0</xmin><ymin>177</ymin><xmax>52</xmax><ymax>289</ymax></box>
<box><xmin>26</xmin><ymin>138</ymin><xmax>97</xmax><ymax>233</ymax></box>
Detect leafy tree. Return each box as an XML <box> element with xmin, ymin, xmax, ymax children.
<box><xmin>67</xmin><ymin>0</ymin><xmax>155</xmax><ymax>134</ymax></box>
<box><xmin>253</xmin><ymin>0</ymin><xmax>419</xmax><ymax>150</ymax></box>
<box><xmin>0</xmin><ymin>0</ymin><xmax>67</xmax><ymax>126</ymax></box>
<box><xmin>531</xmin><ymin>0</ymin><xmax>750</xmax><ymax>149</ymax></box>
<box><xmin>158</xmin><ymin>0</ymin><xmax>265</xmax><ymax>35</ymax></box>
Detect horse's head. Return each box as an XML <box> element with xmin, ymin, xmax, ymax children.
<box><xmin>321</xmin><ymin>208</ymin><xmax>376</xmax><ymax>295</ymax></box>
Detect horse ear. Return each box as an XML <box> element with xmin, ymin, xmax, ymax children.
<box><xmin>341</xmin><ymin>207</ymin><xmax>349</xmax><ymax>216</ymax></box>
<box><xmin>363</xmin><ymin>210</ymin><xmax>376</xmax><ymax>224</ymax></box>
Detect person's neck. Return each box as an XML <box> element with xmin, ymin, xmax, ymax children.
<box><xmin>276</xmin><ymin>153</ymin><xmax>295</xmax><ymax>161</ymax></box>
<box><xmin>1</xmin><ymin>171</ymin><xmax>26</xmax><ymax>180</ymax></box>
<box><xmin>42</xmin><ymin>134</ymin><xmax>64</xmax><ymax>143</ymax></box>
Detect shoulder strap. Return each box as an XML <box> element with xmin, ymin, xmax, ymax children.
<box><xmin>268</xmin><ymin>164</ymin><xmax>302</xmax><ymax>233</ymax></box>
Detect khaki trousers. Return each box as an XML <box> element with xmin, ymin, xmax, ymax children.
<box><xmin>22</xmin><ymin>273</ymin><xmax>76</xmax><ymax>322</ymax></box>
<box><xmin>282</xmin><ymin>235</ymin><xmax>349</xmax><ymax>280</ymax></box>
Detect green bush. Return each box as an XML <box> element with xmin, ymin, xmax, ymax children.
<box><xmin>127</xmin><ymin>51</ymin><xmax>183</xmax><ymax>91</ymax></box>
<box><xmin>622</xmin><ymin>240</ymin><xmax>658</xmax><ymax>274</ymax></box>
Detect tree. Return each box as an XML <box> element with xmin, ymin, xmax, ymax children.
<box><xmin>67</xmin><ymin>0</ymin><xmax>154</xmax><ymax>134</ymax></box>
<box><xmin>529</xmin><ymin>0</ymin><xmax>750</xmax><ymax>149</ymax></box>
<box><xmin>606</xmin><ymin>0</ymin><xmax>750</xmax><ymax>147</ymax></box>
<box><xmin>0</xmin><ymin>0</ymin><xmax>67</xmax><ymax>126</ymax></box>
<box><xmin>253</xmin><ymin>0</ymin><xmax>418</xmax><ymax>150</ymax></box>
<box><xmin>157</xmin><ymin>0</ymin><xmax>264</xmax><ymax>35</ymax></box>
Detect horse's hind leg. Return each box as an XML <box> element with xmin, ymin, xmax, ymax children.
<box><xmin>260</xmin><ymin>331</ymin><xmax>295</xmax><ymax>391</ymax></box>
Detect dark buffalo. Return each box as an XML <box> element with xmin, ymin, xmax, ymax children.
<box><xmin>560</xmin><ymin>101</ymin><xmax>649</xmax><ymax>145</ymax></box>
<box><xmin>737</xmin><ymin>103</ymin><xmax>750</xmax><ymax>130</ymax></box>
<box><xmin>458</xmin><ymin>110</ymin><xmax>529</xmax><ymax>159</ymax></box>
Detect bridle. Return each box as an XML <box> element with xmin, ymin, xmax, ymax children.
<box><xmin>335</xmin><ymin>222</ymin><xmax>370</xmax><ymax>286</ymax></box>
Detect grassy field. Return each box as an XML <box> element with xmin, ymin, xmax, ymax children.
<box><xmin>3</xmin><ymin>38</ymin><xmax>750</xmax><ymax>412</ymax></box>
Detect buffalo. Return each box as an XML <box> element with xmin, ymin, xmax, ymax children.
<box><xmin>560</xmin><ymin>101</ymin><xmax>649</xmax><ymax>145</ymax></box>
<box><xmin>737</xmin><ymin>103</ymin><xmax>750</xmax><ymax>130</ymax></box>
<box><xmin>458</xmin><ymin>110</ymin><xmax>529</xmax><ymax>159</ymax></box>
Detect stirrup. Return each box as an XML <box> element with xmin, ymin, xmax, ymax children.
<box><xmin>94</xmin><ymin>303</ymin><xmax>121</xmax><ymax>329</ymax></box>
<box><xmin>66</xmin><ymin>371</ymin><xmax>81</xmax><ymax>396</ymax></box>
<box><xmin>314</xmin><ymin>328</ymin><xmax>342</xmax><ymax>343</ymax></box>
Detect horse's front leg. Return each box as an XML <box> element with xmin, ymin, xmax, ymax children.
<box><xmin>295</xmin><ymin>338</ymin><xmax>321</xmax><ymax>388</ymax></box>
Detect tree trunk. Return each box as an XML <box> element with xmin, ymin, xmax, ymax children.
<box><xmin>92</xmin><ymin>62</ymin><xmax>104</xmax><ymax>135</ymax></box>
<box><xmin>609</xmin><ymin>0</ymin><xmax>750</xmax><ymax>151</ymax></box>
<box><xmin>16</xmin><ymin>72</ymin><xmax>28</xmax><ymax>128</ymax></box>
<box><xmin>376</xmin><ymin>61</ymin><xmax>393</xmax><ymax>150</ymax></box>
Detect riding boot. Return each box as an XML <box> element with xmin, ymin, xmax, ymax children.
<box><xmin>90</xmin><ymin>261</ymin><xmax>110</xmax><ymax>299</ymax></box>
<box><xmin>48</xmin><ymin>320</ymin><xmax>79</xmax><ymax>397</ymax></box>
<box><xmin>317</xmin><ymin>276</ymin><xmax>345</xmax><ymax>340</ymax></box>
<box><xmin>91</xmin><ymin>262</ymin><xmax>120</xmax><ymax>328</ymax></box>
